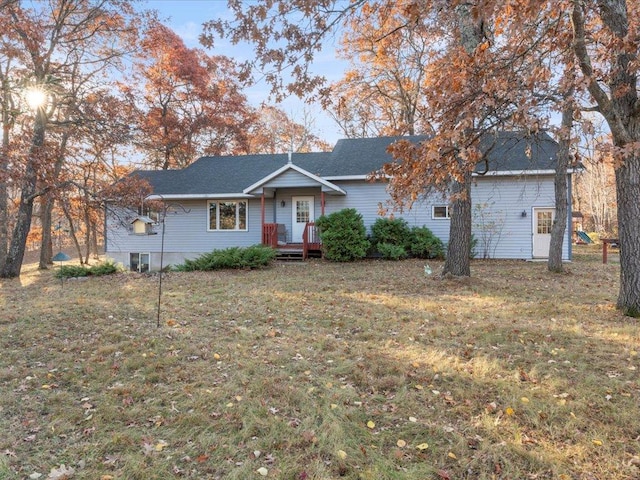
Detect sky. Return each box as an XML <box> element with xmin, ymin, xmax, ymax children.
<box><xmin>146</xmin><ymin>0</ymin><xmax>348</xmax><ymax>146</ymax></box>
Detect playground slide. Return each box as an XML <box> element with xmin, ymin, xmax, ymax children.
<box><xmin>576</xmin><ymin>231</ymin><xmax>593</xmax><ymax>244</ymax></box>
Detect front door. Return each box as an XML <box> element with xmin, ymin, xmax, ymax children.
<box><xmin>292</xmin><ymin>196</ymin><xmax>314</xmax><ymax>243</ymax></box>
<box><xmin>532</xmin><ymin>208</ymin><xmax>554</xmax><ymax>258</ymax></box>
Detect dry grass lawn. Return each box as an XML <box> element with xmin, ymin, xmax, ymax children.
<box><xmin>0</xmin><ymin>245</ymin><xmax>638</xmax><ymax>479</ymax></box>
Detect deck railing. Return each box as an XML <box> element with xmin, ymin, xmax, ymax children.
<box><xmin>262</xmin><ymin>223</ymin><xmax>279</xmax><ymax>248</ymax></box>
<box><xmin>302</xmin><ymin>222</ymin><xmax>321</xmax><ymax>259</ymax></box>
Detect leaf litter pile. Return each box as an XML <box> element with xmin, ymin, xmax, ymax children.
<box><xmin>0</xmin><ymin>246</ymin><xmax>639</xmax><ymax>479</ymax></box>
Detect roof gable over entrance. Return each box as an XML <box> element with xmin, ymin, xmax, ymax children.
<box><xmin>244</xmin><ymin>163</ymin><xmax>346</xmax><ymax>196</ymax></box>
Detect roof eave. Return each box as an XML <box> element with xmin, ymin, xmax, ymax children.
<box><xmin>147</xmin><ymin>193</ymin><xmax>253</xmax><ymax>200</ymax></box>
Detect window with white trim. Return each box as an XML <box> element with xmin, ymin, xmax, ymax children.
<box><xmin>208</xmin><ymin>200</ymin><xmax>247</xmax><ymax>231</ymax></box>
<box><xmin>130</xmin><ymin>252</ymin><xmax>150</xmax><ymax>273</ymax></box>
<box><xmin>432</xmin><ymin>205</ymin><xmax>450</xmax><ymax>219</ymax></box>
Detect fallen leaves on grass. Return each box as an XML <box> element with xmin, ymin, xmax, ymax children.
<box><xmin>47</xmin><ymin>464</ymin><xmax>75</xmax><ymax>479</ymax></box>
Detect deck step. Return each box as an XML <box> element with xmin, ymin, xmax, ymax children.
<box><xmin>276</xmin><ymin>248</ymin><xmax>304</xmax><ymax>261</ymax></box>
<box><xmin>275</xmin><ymin>247</ymin><xmax>322</xmax><ymax>261</ymax></box>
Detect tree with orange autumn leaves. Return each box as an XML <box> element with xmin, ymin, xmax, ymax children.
<box><xmin>323</xmin><ymin>2</ymin><xmax>435</xmax><ymax>138</ymax></box>
<box><xmin>121</xmin><ymin>21</ymin><xmax>256</xmax><ymax>170</ymax></box>
<box><xmin>0</xmin><ymin>0</ymin><xmax>144</xmax><ymax>277</ymax></box>
<box><xmin>249</xmin><ymin>104</ymin><xmax>332</xmax><ymax>154</ymax></box>
<box><xmin>206</xmin><ymin>0</ymin><xmax>640</xmax><ymax>316</ymax></box>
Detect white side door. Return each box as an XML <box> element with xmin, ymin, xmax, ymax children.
<box><xmin>532</xmin><ymin>208</ymin><xmax>554</xmax><ymax>258</ymax></box>
<box><xmin>291</xmin><ymin>196</ymin><xmax>314</xmax><ymax>243</ymax></box>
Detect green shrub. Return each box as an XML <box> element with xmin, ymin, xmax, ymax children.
<box><xmin>237</xmin><ymin>244</ymin><xmax>278</xmax><ymax>268</ymax></box>
<box><xmin>377</xmin><ymin>242</ymin><xmax>408</xmax><ymax>260</ymax></box>
<box><xmin>315</xmin><ymin>208</ymin><xmax>370</xmax><ymax>262</ymax></box>
<box><xmin>56</xmin><ymin>265</ymin><xmax>89</xmax><ymax>278</ymax></box>
<box><xmin>176</xmin><ymin>245</ymin><xmax>276</xmax><ymax>271</ymax></box>
<box><xmin>89</xmin><ymin>261</ymin><xmax>120</xmax><ymax>276</ymax></box>
<box><xmin>370</xmin><ymin>217</ymin><xmax>412</xmax><ymax>250</ymax></box>
<box><xmin>370</xmin><ymin>219</ymin><xmax>445</xmax><ymax>260</ymax></box>
<box><xmin>55</xmin><ymin>261</ymin><xmax>120</xmax><ymax>279</ymax></box>
<box><xmin>408</xmin><ymin>226</ymin><xmax>445</xmax><ymax>259</ymax></box>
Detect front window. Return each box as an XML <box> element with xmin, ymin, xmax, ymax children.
<box><xmin>208</xmin><ymin>200</ymin><xmax>247</xmax><ymax>231</ymax></box>
<box><xmin>432</xmin><ymin>205</ymin><xmax>450</xmax><ymax>219</ymax></box>
<box><xmin>130</xmin><ymin>252</ymin><xmax>150</xmax><ymax>273</ymax></box>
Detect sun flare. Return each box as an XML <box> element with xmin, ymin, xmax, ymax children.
<box><xmin>24</xmin><ymin>87</ymin><xmax>48</xmax><ymax>109</ymax></box>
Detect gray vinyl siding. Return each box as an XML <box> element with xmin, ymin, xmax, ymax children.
<box><xmin>106</xmin><ymin>198</ymin><xmax>270</xmax><ymax>269</ymax></box>
<box><xmin>471</xmin><ymin>175</ymin><xmax>566</xmax><ymax>260</ymax></box>
<box><xmin>326</xmin><ymin>175</ymin><xmax>570</xmax><ymax>260</ymax></box>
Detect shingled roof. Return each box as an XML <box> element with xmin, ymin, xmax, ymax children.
<box><xmin>133</xmin><ymin>131</ymin><xmax>560</xmax><ymax>197</ymax></box>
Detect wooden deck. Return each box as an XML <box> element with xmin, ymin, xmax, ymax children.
<box><xmin>263</xmin><ymin>222</ymin><xmax>322</xmax><ymax>260</ymax></box>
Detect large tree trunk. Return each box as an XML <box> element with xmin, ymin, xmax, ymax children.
<box><xmin>39</xmin><ymin>133</ymin><xmax>68</xmax><ymax>269</ymax></box>
<box><xmin>62</xmin><ymin>201</ymin><xmax>84</xmax><ymax>264</ymax></box>
<box><xmin>440</xmin><ymin>2</ymin><xmax>483</xmax><ymax>277</ymax></box>
<box><xmin>90</xmin><ymin>225</ymin><xmax>99</xmax><ymax>260</ymax></box>
<box><xmin>615</xmin><ymin>151</ymin><xmax>640</xmax><ymax>316</ymax></box>
<box><xmin>548</xmin><ymin>99</ymin><xmax>574</xmax><ymax>273</ymax></box>
<box><xmin>0</xmin><ymin>110</ymin><xmax>46</xmax><ymax>278</ymax></box>
<box><xmin>571</xmin><ymin>0</ymin><xmax>639</xmax><ymax>315</ymax></box>
<box><xmin>443</xmin><ymin>170</ymin><xmax>472</xmax><ymax>276</ymax></box>
<box><xmin>0</xmin><ymin>75</ymin><xmax>12</xmax><ymax>271</ymax></box>
<box><xmin>39</xmin><ymin>195</ymin><xmax>54</xmax><ymax>269</ymax></box>
<box><xmin>0</xmin><ymin>123</ymin><xmax>9</xmax><ymax>271</ymax></box>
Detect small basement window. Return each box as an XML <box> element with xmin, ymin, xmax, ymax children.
<box><xmin>130</xmin><ymin>253</ymin><xmax>150</xmax><ymax>273</ymax></box>
<box><xmin>432</xmin><ymin>205</ymin><xmax>450</xmax><ymax>219</ymax></box>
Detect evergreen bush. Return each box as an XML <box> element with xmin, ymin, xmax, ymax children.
<box><xmin>408</xmin><ymin>226</ymin><xmax>445</xmax><ymax>259</ymax></box>
<box><xmin>55</xmin><ymin>261</ymin><xmax>120</xmax><ymax>278</ymax></box>
<box><xmin>370</xmin><ymin>218</ymin><xmax>445</xmax><ymax>260</ymax></box>
<box><xmin>315</xmin><ymin>208</ymin><xmax>369</xmax><ymax>262</ymax></box>
<box><xmin>89</xmin><ymin>261</ymin><xmax>120</xmax><ymax>276</ymax></box>
<box><xmin>56</xmin><ymin>265</ymin><xmax>89</xmax><ymax>278</ymax></box>
<box><xmin>370</xmin><ymin>217</ymin><xmax>412</xmax><ymax>250</ymax></box>
<box><xmin>377</xmin><ymin>242</ymin><xmax>408</xmax><ymax>260</ymax></box>
<box><xmin>176</xmin><ymin>245</ymin><xmax>276</xmax><ymax>271</ymax></box>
